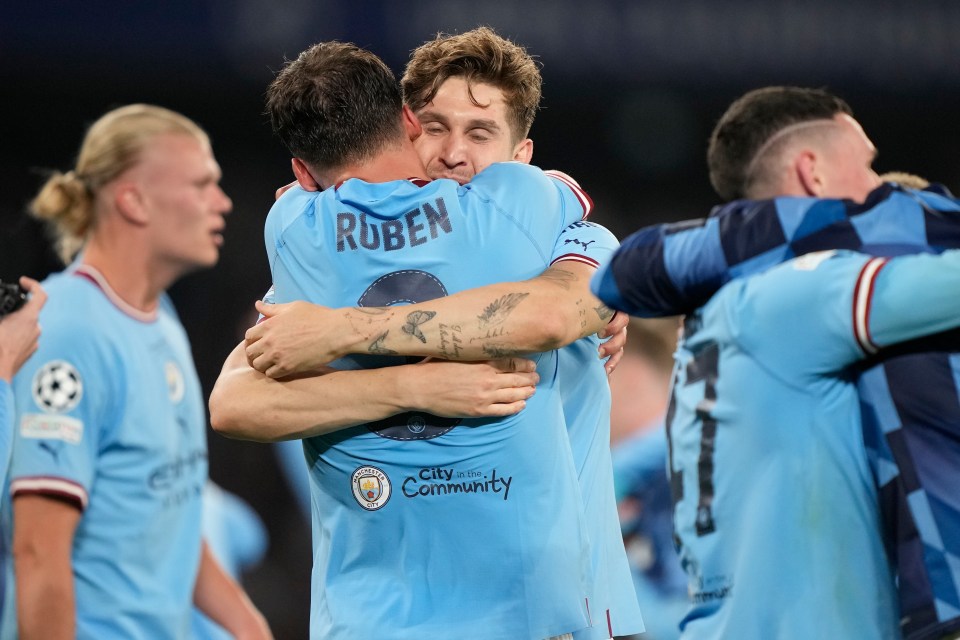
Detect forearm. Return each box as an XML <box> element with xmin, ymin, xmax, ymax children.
<box><xmin>194</xmin><ymin>541</ymin><xmax>271</xmax><ymax>640</ymax></box>
<box><xmin>210</xmin><ymin>343</ymin><xmax>416</xmax><ymax>442</ymax></box>
<box><xmin>334</xmin><ymin>263</ymin><xmax>612</xmax><ymax>360</ymax></box>
<box><xmin>15</xmin><ymin>557</ymin><xmax>75</xmax><ymax>639</ymax></box>
<box><xmin>13</xmin><ymin>496</ymin><xmax>79</xmax><ymax>640</ymax></box>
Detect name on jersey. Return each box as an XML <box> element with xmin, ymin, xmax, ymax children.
<box><xmin>336</xmin><ymin>197</ymin><xmax>453</xmax><ymax>253</ymax></box>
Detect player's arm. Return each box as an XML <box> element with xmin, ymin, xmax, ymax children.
<box><xmin>209</xmin><ymin>341</ymin><xmax>538</xmax><ymax>442</ymax></box>
<box><xmin>193</xmin><ymin>540</ymin><xmax>273</xmax><ymax>640</ymax></box>
<box><xmin>13</xmin><ymin>494</ymin><xmax>81</xmax><ymax>640</ymax></box>
<box><xmin>865</xmin><ymin>249</ymin><xmax>960</xmax><ymax>350</ymax></box>
<box><xmin>245</xmin><ymin>260</ymin><xmax>613</xmax><ymax>379</ymax></box>
<box><xmin>590</xmin><ymin>194</ymin><xmax>888</xmax><ymax>317</ymax></box>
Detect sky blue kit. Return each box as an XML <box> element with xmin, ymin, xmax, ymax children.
<box><xmin>266</xmin><ymin>163</ymin><xmax>595</xmax><ymax>639</ymax></box>
<box><xmin>6</xmin><ymin>264</ymin><xmax>207</xmax><ymax>639</ymax></box>
<box><xmin>591</xmin><ymin>184</ymin><xmax>960</xmax><ymax>639</ymax></box>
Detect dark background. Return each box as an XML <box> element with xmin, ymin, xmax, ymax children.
<box><xmin>3</xmin><ymin>2</ymin><xmax>960</xmax><ymax>637</ymax></box>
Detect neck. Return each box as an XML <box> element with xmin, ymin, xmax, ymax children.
<box><xmin>81</xmin><ymin>232</ymin><xmax>176</xmax><ymax>313</ymax></box>
<box><xmin>321</xmin><ymin>139</ymin><xmax>429</xmax><ymax>188</ymax></box>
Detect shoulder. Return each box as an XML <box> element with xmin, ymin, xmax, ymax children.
<box><xmin>265</xmin><ymin>186</ymin><xmax>328</xmax><ymax>240</ymax></box>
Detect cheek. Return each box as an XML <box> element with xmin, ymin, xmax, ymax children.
<box><xmin>465</xmin><ymin>145</ymin><xmax>508</xmax><ymax>173</ymax></box>
<box><xmin>414</xmin><ymin>138</ymin><xmax>443</xmax><ymax>165</ymax></box>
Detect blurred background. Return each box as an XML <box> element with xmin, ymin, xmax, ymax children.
<box><xmin>2</xmin><ymin>1</ymin><xmax>960</xmax><ymax>637</ymax></box>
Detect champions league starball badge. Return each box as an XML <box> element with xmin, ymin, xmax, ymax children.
<box><xmin>32</xmin><ymin>360</ymin><xmax>83</xmax><ymax>414</ymax></box>
<box><xmin>352</xmin><ymin>466</ymin><xmax>392</xmax><ymax>511</ymax></box>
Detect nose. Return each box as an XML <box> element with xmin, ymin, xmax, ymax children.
<box><xmin>439</xmin><ymin>132</ymin><xmax>468</xmax><ymax>168</ymax></box>
<box><xmin>216</xmin><ymin>186</ymin><xmax>233</xmax><ymax>215</ymax></box>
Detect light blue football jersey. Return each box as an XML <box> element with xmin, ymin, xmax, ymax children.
<box><xmin>266</xmin><ymin>162</ymin><xmax>594</xmax><ymax>639</ymax></box>
<box><xmin>670</xmin><ymin>249</ymin><xmax>960</xmax><ymax>639</ymax></box>
<box><xmin>6</xmin><ymin>264</ymin><xmax>208</xmax><ymax>639</ymax></box>
<box><xmin>551</xmin><ymin>221</ymin><xmax>645</xmax><ymax>639</ymax></box>
<box><xmin>1</xmin><ymin>380</ymin><xmax>11</xmax><ymax>482</ymax></box>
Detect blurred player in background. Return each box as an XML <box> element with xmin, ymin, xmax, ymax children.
<box><xmin>194</xmin><ymin>482</ymin><xmax>269</xmax><ymax>640</ymax></box>
<box><xmin>607</xmin><ymin>318</ymin><xmax>686</xmax><ymax>640</ymax></box>
<box><xmin>593</xmin><ymin>86</ymin><xmax>960</xmax><ymax>639</ymax></box>
<box><xmin>6</xmin><ymin>104</ymin><xmax>271</xmax><ymax>639</ymax></box>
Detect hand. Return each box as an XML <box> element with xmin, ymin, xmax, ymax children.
<box><xmin>245</xmin><ymin>300</ymin><xmax>347</xmax><ymax>378</ymax></box>
<box><xmin>0</xmin><ymin>277</ymin><xmax>47</xmax><ymax>381</ymax></box>
<box><xmin>230</xmin><ymin>610</ymin><xmax>274</xmax><ymax>640</ymax></box>
<box><xmin>597</xmin><ymin>310</ymin><xmax>628</xmax><ymax>375</ymax></box>
<box><xmin>405</xmin><ymin>358</ymin><xmax>539</xmax><ymax>418</ymax></box>
<box><xmin>274</xmin><ymin>180</ymin><xmax>297</xmax><ymax>200</ymax></box>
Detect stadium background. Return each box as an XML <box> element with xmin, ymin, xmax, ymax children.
<box><xmin>2</xmin><ymin>1</ymin><xmax>960</xmax><ymax>637</ymax></box>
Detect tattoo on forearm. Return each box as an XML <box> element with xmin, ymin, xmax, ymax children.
<box><xmin>595</xmin><ymin>304</ymin><xmax>614</xmax><ymax>322</ymax></box>
<box><xmin>402</xmin><ymin>310</ymin><xmax>435</xmax><ymax>343</ymax></box>
<box><xmin>344</xmin><ymin>308</ymin><xmax>393</xmax><ymax>341</ymax></box>
<box><xmin>438</xmin><ymin>323</ymin><xmax>464</xmax><ymax>360</ymax></box>
<box><xmin>368</xmin><ymin>331</ymin><xmax>398</xmax><ymax>355</ymax></box>
<box><xmin>478</xmin><ymin>293</ymin><xmax>529</xmax><ymax>329</ymax></box>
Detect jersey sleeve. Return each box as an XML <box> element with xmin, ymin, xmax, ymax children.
<box><xmin>733</xmin><ymin>249</ymin><xmax>960</xmax><ymax>375</ymax></box>
<box><xmin>590</xmin><ymin>195</ymin><xmax>859</xmax><ymax>317</ymax></box>
<box><xmin>10</xmin><ymin>321</ymin><xmax>111</xmax><ymax>510</ymax></box>
<box><xmin>866</xmin><ymin>249</ymin><xmax>960</xmax><ymax>350</ymax></box>
<box><xmin>550</xmin><ymin>220</ymin><xmax>619</xmax><ymax>269</ymax></box>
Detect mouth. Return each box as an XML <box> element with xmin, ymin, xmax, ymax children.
<box><xmin>434</xmin><ymin>170</ymin><xmax>470</xmax><ymax>185</ymax></box>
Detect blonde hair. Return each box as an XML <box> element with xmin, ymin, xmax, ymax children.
<box><xmin>879</xmin><ymin>171</ymin><xmax>930</xmax><ymax>190</ymax></box>
<box><xmin>29</xmin><ymin>104</ymin><xmax>208</xmax><ymax>263</ymax></box>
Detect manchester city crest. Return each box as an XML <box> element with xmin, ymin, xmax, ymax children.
<box><xmin>351</xmin><ymin>466</ymin><xmax>391</xmax><ymax>511</ymax></box>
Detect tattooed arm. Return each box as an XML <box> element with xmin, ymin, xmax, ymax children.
<box><xmin>246</xmin><ymin>261</ymin><xmax>613</xmax><ymax>379</ymax></box>
<box><xmin>210</xmin><ymin>341</ymin><xmax>539</xmax><ymax>441</ymax></box>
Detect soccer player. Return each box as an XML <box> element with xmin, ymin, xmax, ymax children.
<box><xmin>240</xmin><ymin>27</ymin><xmax>643</xmax><ymax>640</ymax></box>
<box><xmin>591</xmin><ymin>86</ymin><xmax>960</xmax><ymax>639</ymax></box>
<box><xmin>213</xmin><ymin>41</ymin><xmax>607</xmax><ymax>639</ymax></box>
<box><xmin>7</xmin><ymin>105</ymin><xmax>272</xmax><ymax>639</ymax></box>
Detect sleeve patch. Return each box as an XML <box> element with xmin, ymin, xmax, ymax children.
<box><xmin>20</xmin><ymin>413</ymin><xmax>84</xmax><ymax>444</ymax></box>
<box><xmin>31</xmin><ymin>360</ymin><xmax>83</xmax><ymax>413</ymax></box>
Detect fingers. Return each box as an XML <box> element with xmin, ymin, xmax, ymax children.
<box><xmin>599</xmin><ymin>324</ymin><xmax>628</xmax><ymax>358</ymax></box>
<box><xmin>489</xmin><ymin>357</ymin><xmax>537</xmax><ymax>373</ymax></box>
<box><xmin>19</xmin><ymin>277</ymin><xmax>46</xmax><ymax>311</ymax></box>
<box><xmin>603</xmin><ymin>346</ymin><xmax>624</xmax><ymax>375</ymax></box>
<box><xmin>275</xmin><ymin>180</ymin><xmax>297</xmax><ymax>201</ymax></box>
<box><xmin>598</xmin><ymin>309</ymin><xmax>629</xmax><ymax>339</ymax></box>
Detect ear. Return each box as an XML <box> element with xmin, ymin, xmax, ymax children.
<box><xmin>794</xmin><ymin>150</ymin><xmax>824</xmax><ymax>197</ymax></box>
<box><xmin>512</xmin><ymin>138</ymin><xmax>533</xmax><ymax>164</ymax></box>
<box><xmin>402</xmin><ymin>105</ymin><xmax>423</xmax><ymax>141</ymax></box>
<box><xmin>291</xmin><ymin>158</ymin><xmax>321</xmax><ymax>191</ymax></box>
<box><xmin>113</xmin><ymin>183</ymin><xmax>150</xmax><ymax>226</ymax></box>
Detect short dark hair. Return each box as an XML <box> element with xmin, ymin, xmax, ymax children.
<box><xmin>707</xmin><ymin>86</ymin><xmax>853</xmax><ymax>201</ymax></box>
<box><xmin>266</xmin><ymin>41</ymin><xmax>404</xmax><ymax>171</ymax></box>
<box><xmin>402</xmin><ymin>27</ymin><xmax>542</xmax><ymax>141</ymax></box>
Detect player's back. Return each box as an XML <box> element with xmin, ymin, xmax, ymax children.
<box><xmin>266</xmin><ymin>162</ymin><xmax>592</xmax><ymax>639</ymax></box>
<box><xmin>670</xmin><ymin>251</ymin><xmax>902</xmax><ymax>639</ymax></box>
